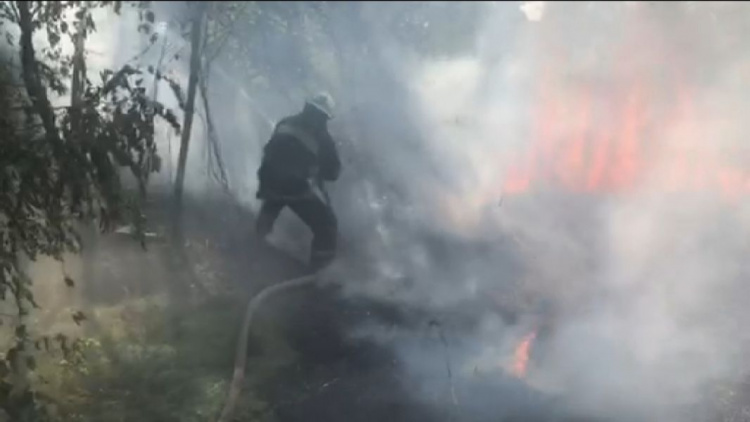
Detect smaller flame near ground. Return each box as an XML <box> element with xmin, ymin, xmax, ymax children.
<box><xmin>511</xmin><ymin>331</ymin><xmax>537</xmax><ymax>378</ymax></box>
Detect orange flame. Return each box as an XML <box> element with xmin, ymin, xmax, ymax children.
<box><xmin>511</xmin><ymin>331</ymin><xmax>537</xmax><ymax>378</ymax></box>
<box><xmin>500</xmin><ymin>13</ymin><xmax>750</xmax><ymax>201</ymax></box>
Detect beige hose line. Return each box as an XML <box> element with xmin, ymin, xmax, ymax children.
<box><xmin>216</xmin><ymin>273</ymin><xmax>319</xmax><ymax>422</ymax></box>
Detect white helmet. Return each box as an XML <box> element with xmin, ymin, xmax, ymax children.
<box><xmin>306</xmin><ymin>92</ymin><xmax>335</xmax><ymax>119</ymax></box>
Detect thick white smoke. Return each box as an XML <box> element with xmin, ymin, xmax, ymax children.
<box><xmin>315</xmin><ymin>2</ymin><xmax>750</xmax><ymax>421</ymax></box>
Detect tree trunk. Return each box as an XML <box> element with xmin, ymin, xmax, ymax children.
<box><xmin>17</xmin><ymin>1</ymin><xmax>60</xmax><ymax>147</ymax></box>
<box><xmin>173</xmin><ymin>1</ymin><xmax>207</xmax><ymax>213</ymax></box>
<box><xmin>70</xmin><ymin>10</ymin><xmax>87</xmax><ymax>133</ymax></box>
<box><xmin>153</xmin><ymin>33</ymin><xmax>170</xmax><ymax>182</ymax></box>
<box><xmin>167</xmin><ymin>2</ymin><xmax>210</xmax><ymax>316</ymax></box>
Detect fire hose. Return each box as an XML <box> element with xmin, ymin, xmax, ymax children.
<box><xmin>215</xmin><ymin>273</ymin><xmax>322</xmax><ymax>422</ymax></box>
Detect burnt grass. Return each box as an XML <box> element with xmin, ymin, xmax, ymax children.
<box><xmin>254</xmin><ymin>282</ymin><xmax>594</xmax><ymax>422</ymax></box>
<box><xmin>125</xmin><ymin>189</ymin><xmax>608</xmax><ymax>422</ymax></box>
<box><xmin>245</xmin><ymin>252</ymin><xmax>634</xmax><ymax>422</ymax></box>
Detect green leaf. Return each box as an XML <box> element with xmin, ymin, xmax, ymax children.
<box><xmin>48</xmin><ymin>30</ymin><xmax>61</xmax><ymax>47</ymax></box>
<box><xmin>72</xmin><ymin>311</ymin><xmax>87</xmax><ymax>326</ymax></box>
<box><xmin>24</xmin><ymin>289</ymin><xmax>40</xmax><ymax>309</ymax></box>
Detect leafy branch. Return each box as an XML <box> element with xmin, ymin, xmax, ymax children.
<box><xmin>0</xmin><ymin>0</ymin><xmax>179</xmax><ymax>417</ymax></box>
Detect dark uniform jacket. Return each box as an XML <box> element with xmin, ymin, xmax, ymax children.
<box><xmin>257</xmin><ymin>110</ymin><xmax>342</xmax><ymax>200</ymax></box>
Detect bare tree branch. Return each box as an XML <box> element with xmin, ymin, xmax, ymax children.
<box><xmin>174</xmin><ymin>0</ymin><xmax>208</xmax><ymax>211</ymax></box>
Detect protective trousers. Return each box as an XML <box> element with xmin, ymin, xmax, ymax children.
<box><xmin>255</xmin><ymin>195</ymin><xmax>338</xmax><ymax>272</ymax></box>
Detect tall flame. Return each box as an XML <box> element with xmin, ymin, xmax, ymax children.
<box><xmin>499</xmin><ymin>11</ymin><xmax>750</xmax><ymax>201</ymax></box>
<box><xmin>511</xmin><ymin>331</ymin><xmax>537</xmax><ymax>378</ymax></box>
<box><xmin>434</xmin><ymin>7</ymin><xmax>750</xmax><ymax>237</ymax></box>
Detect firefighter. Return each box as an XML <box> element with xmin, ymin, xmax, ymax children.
<box><xmin>255</xmin><ymin>92</ymin><xmax>342</xmax><ymax>273</ymax></box>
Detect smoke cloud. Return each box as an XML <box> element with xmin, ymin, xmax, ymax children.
<box><xmin>301</xmin><ymin>2</ymin><xmax>750</xmax><ymax>421</ymax></box>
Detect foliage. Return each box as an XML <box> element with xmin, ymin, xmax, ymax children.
<box><xmin>34</xmin><ymin>291</ymin><xmax>288</xmax><ymax>422</ymax></box>
<box><xmin>0</xmin><ymin>0</ymin><xmax>180</xmax><ymax>418</ymax></box>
